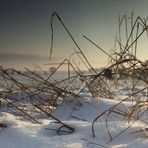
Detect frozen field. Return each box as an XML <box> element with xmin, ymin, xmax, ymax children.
<box><xmin>0</xmin><ymin>71</ymin><xmax>148</xmax><ymax>148</ymax></box>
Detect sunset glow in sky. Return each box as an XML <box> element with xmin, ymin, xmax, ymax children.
<box><xmin>1</xmin><ymin>0</ymin><xmax>148</xmax><ymax>70</ymax></box>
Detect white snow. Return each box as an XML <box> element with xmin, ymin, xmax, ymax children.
<box><xmin>0</xmin><ymin>96</ymin><xmax>148</xmax><ymax>148</ymax></box>
<box><xmin>0</xmin><ymin>71</ymin><xmax>148</xmax><ymax>148</ymax></box>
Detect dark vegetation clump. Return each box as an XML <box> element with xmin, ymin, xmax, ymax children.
<box><xmin>104</xmin><ymin>68</ymin><xmax>113</xmax><ymax>80</ymax></box>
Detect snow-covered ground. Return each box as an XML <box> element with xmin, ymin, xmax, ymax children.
<box><xmin>0</xmin><ymin>96</ymin><xmax>148</xmax><ymax>148</ymax></box>
<box><xmin>0</xmin><ymin>71</ymin><xmax>148</xmax><ymax>147</ymax></box>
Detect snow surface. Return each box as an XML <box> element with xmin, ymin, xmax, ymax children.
<box><xmin>0</xmin><ymin>97</ymin><xmax>148</xmax><ymax>148</ymax></box>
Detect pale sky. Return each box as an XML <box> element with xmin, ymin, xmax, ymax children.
<box><xmin>0</xmin><ymin>0</ymin><xmax>148</xmax><ymax>70</ymax></box>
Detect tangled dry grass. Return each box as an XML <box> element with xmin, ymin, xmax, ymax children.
<box><xmin>0</xmin><ymin>12</ymin><xmax>148</xmax><ymax>140</ymax></box>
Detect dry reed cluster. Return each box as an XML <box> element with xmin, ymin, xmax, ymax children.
<box><xmin>0</xmin><ymin>12</ymin><xmax>148</xmax><ymax>141</ymax></box>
